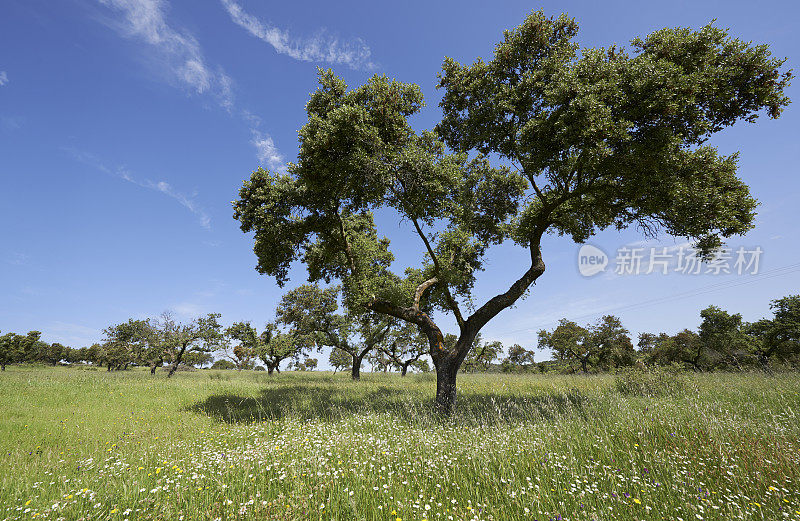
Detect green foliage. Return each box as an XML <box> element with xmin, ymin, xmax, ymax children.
<box><xmin>276</xmin><ymin>283</ymin><xmax>394</xmax><ymax>377</ymax></box>
<box><xmin>226</xmin><ymin>321</ymin><xmax>300</xmax><ymax>374</ymax></box>
<box><xmin>0</xmin><ymin>331</ymin><xmax>40</xmax><ymax>370</ymax></box>
<box><xmin>293</xmin><ymin>357</ymin><xmax>318</xmax><ymax>371</ymax></box>
<box><xmin>461</xmin><ymin>334</ymin><xmax>502</xmax><ymax>372</ymax></box>
<box><xmin>211</xmin><ymin>359</ymin><xmax>236</xmax><ymax>370</ymax></box>
<box><xmin>380</xmin><ymin>323</ymin><xmax>428</xmax><ymax>375</ymax></box>
<box><xmin>103</xmin><ymin>318</ymin><xmax>155</xmax><ymax>369</ymax></box>
<box><xmin>641</xmin><ymin>329</ymin><xmax>704</xmax><ymax>369</ymax></box>
<box><xmin>437</xmin><ymin>11</ymin><xmax>790</xmax><ymax>256</ymax></box>
<box><xmin>501</xmin><ymin>344</ymin><xmax>536</xmax><ymax>373</ymax></box>
<box><xmin>540</xmin><ymin>315</ymin><xmax>633</xmax><ymax>372</ymax></box>
<box><xmin>150</xmin><ymin>312</ymin><xmax>224</xmax><ymax>376</ymax></box>
<box><xmin>328</xmin><ymin>347</ymin><xmax>351</xmax><ymax>373</ymax></box>
<box><xmin>699</xmin><ymin>305</ymin><xmax>752</xmax><ymax>368</ymax></box>
<box><xmin>744</xmin><ymin>294</ymin><xmax>800</xmax><ymax>369</ymax></box>
<box><xmin>233</xmin><ymin>12</ymin><xmax>788</xmax><ymax>409</ymax></box>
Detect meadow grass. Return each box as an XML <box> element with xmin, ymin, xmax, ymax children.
<box><xmin>0</xmin><ymin>367</ymin><xmax>798</xmax><ymax>520</ymax></box>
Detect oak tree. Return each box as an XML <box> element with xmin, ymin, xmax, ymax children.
<box><xmin>234</xmin><ymin>11</ymin><xmax>790</xmax><ymax>412</ymax></box>
<box><xmin>276</xmin><ymin>284</ymin><xmax>393</xmax><ymax>380</ymax></box>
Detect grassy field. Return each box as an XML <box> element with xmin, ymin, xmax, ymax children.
<box><xmin>0</xmin><ymin>367</ymin><xmax>798</xmax><ymax>520</ymax></box>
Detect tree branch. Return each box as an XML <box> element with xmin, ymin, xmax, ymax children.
<box><xmin>414</xmin><ymin>277</ymin><xmax>439</xmax><ymax>310</ymax></box>
<box><xmin>364</xmin><ymin>299</ymin><xmax>447</xmax><ymax>358</ymax></box>
<box><xmin>335</xmin><ymin>208</ymin><xmax>358</xmax><ymax>276</ymax></box>
<box><xmin>409</xmin><ymin>216</ymin><xmax>465</xmax><ymax>328</ymax></box>
<box><xmin>466</xmin><ymin>225</ymin><xmax>547</xmax><ymax>333</ymax></box>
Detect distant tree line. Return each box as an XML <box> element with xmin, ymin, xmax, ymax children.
<box><xmin>539</xmin><ymin>294</ymin><xmax>799</xmax><ymax>374</ymax></box>
<box><xmin>2</xmin><ymin>294</ymin><xmax>796</xmax><ymax>376</ymax></box>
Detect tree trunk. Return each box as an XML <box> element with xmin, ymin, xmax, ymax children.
<box><xmin>434</xmin><ymin>359</ymin><xmax>459</xmax><ymax>414</ymax></box>
<box><xmin>267</xmin><ymin>364</ymin><xmax>275</xmax><ymax>375</ymax></box>
<box><xmin>581</xmin><ymin>358</ymin><xmax>588</xmax><ymax>373</ymax></box>
<box><xmin>401</xmin><ymin>363</ymin><xmax>409</xmax><ymax>376</ymax></box>
<box><xmin>168</xmin><ymin>345</ymin><xmax>188</xmax><ymax>378</ymax></box>
<box><xmin>351</xmin><ymin>353</ymin><xmax>363</xmax><ymax>380</ymax></box>
<box><xmin>758</xmin><ymin>352</ymin><xmax>773</xmax><ymax>375</ymax></box>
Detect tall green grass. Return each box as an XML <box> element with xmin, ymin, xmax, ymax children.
<box><xmin>1</xmin><ymin>367</ymin><xmax>798</xmax><ymax>520</ymax></box>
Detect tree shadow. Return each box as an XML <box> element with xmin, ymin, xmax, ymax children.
<box><xmin>190</xmin><ymin>382</ymin><xmax>592</xmax><ymax>425</ymax></box>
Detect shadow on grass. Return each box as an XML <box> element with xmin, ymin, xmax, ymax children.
<box><xmin>189</xmin><ymin>383</ymin><xmax>591</xmax><ymax>425</ymax></box>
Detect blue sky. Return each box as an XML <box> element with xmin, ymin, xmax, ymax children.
<box><xmin>1</xmin><ymin>0</ymin><xmax>798</xmax><ymax>368</ymax></box>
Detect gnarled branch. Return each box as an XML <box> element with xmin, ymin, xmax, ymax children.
<box><xmin>414</xmin><ymin>277</ymin><xmax>438</xmax><ymax>310</ymax></box>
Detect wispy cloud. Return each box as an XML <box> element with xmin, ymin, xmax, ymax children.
<box><xmin>172</xmin><ymin>279</ymin><xmax>228</xmax><ymax>317</ymax></box>
<box><xmin>6</xmin><ymin>252</ymin><xmax>29</xmax><ymax>266</ymax></box>
<box><xmin>0</xmin><ymin>71</ymin><xmax>8</xmax><ymax>86</ymax></box>
<box><xmin>95</xmin><ymin>0</ymin><xmax>285</xmax><ymax>170</ymax></box>
<box><xmin>64</xmin><ymin>147</ymin><xmax>211</xmax><ymax>229</ymax></box>
<box><xmin>97</xmin><ymin>0</ymin><xmax>234</xmax><ymax>109</ymax></box>
<box><xmin>220</xmin><ymin>0</ymin><xmax>375</xmax><ymax>70</ymax></box>
<box><xmin>251</xmin><ymin>131</ymin><xmax>284</xmax><ymax>171</ymax></box>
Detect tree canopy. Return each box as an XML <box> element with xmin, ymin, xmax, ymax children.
<box><xmin>233</xmin><ymin>10</ymin><xmax>791</xmax><ymax>411</ymax></box>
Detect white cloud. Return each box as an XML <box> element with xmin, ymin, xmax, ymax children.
<box><xmin>220</xmin><ymin>0</ymin><xmax>375</xmax><ymax>70</ymax></box>
<box><xmin>6</xmin><ymin>252</ymin><xmax>29</xmax><ymax>266</ymax></box>
<box><xmin>173</xmin><ymin>302</ymin><xmax>203</xmax><ymax>317</ymax></box>
<box><xmin>147</xmin><ymin>178</ymin><xmax>211</xmax><ymax>229</ymax></box>
<box><xmin>0</xmin><ymin>71</ymin><xmax>8</xmax><ymax>86</ymax></box>
<box><xmin>64</xmin><ymin>147</ymin><xmax>211</xmax><ymax>229</ymax></box>
<box><xmin>96</xmin><ymin>1</ymin><xmax>284</xmax><ymax>173</ymax></box>
<box><xmin>97</xmin><ymin>0</ymin><xmax>234</xmax><ymax>108</ymax></box>
<box><xmin>251</xmin><ymin>131</ymin><xmax>284</xmax><ymax>171</ymax></box>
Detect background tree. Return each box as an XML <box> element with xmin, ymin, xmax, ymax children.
<box><xmin>224</xmin><ymin>322</ymin><xmax>260</xmax><ymax>370</ymax></box>
<box><xmin>745</xmin><ymin>295</ymin><xmax>800</xmax><ymax>371</ymax></box>
<box><xmin>698</xmin><ymin>305</ymin><xmax>750</xmax><ymax>369</ymax></box>
<box><xmin>234</xmin><ymin>11</ymin><xmax>790</xmax><ymax>412</ymax></box>
<box><xmin>211</xmin><ymin>359</ymin><xmax>236</xmax><ymax>370</ymax></box>
<box><xmin>41</xmin><ymin>342</ymin><xmax>66</xmax><ymax>366</ymax></box>
<box><xmin>259</xmin><ymin>328</ymin><xmax>301</xmax><ymax>375</ymax></box>
<box><xmin>502</xmin><ymin>344</ymin><xmax>536</xmax><ymax>373</ymax></box>
<box><xmin>293</xmin><ymin>357</ymin><xmax>318</xmax><ymax>371</ymax></box>
<box><xmin>98</xmin><ymin>340</ymin><xmax>133</xmax><ymax>371</ymax></box>
<box><xmin>182</xmin><ymin>351</ymin><xmax>214</xmax><ymax>368</ymax></box>
<box><xmin>84</xmin><ymin>343</ymin><xmax>101</xmax><ymax>366</ymax></box>
<box><xmin>461</xmin><ymin>334</ymin><xmax>502</xmax><ymax>372</ymax></box>
<box><xmin>0</xmin><ymin>331</ymin><xmax>40</xmax><ymax>370</ymax></box>
<box><xmin>103</xmin><ymin>319</ymin><xmax>157</xmax><ymax>372</ymax></box>
<box><xmin>637</xmin><ymin>332</ymin><xmax>668</xmax><ymax>360</ymax></box>
<box><xmin>410</xmin><ymin>358</ymin><xmax>431</xmax><ymax>373</ymax></box>
<box><xmin>367</xmin><ymin>350</ymin><xmax>392</xmax><ymax>373</ymax></box>
<box><xmin>276</xmin><ymin>284</ymin><xmax>393</xmax><ymax>380</ymax></box>
<box><xmin>329</xmin><ymin>347</ymin><xmax>351</xmax><ymax>374</ymax></box>
<box><xmin>225</xmin><ymin>321</ymin><xmax>300</xmax><ymax>374</ymax></box>
<box><xmin>539</xmin><ymin>316</ymin><xmax>631</xmax><ymax>372</ymax></box>
<box><xmin>380</xmin><ymin>323</ymin><xmax>428</xmax><ymax>376</ymax></box>
<box><xmin>148</xmin><ymin>312</ymin><xmax>223</xmax><ymax>377</ymax></box>
<box><xmin>645</xmin><ymin>329</ymin><xmax>705</xmax><ymax>369</ymax></box>
<box><xmin>592</xmin><ymin>315</ymin><xmax>635</xmax><ymax>370</ymax></box>
<box><xmin>63</xmin><ymin>347</ymin><xmax>84</xmax><ymax>365</ymax></box>
<box><xmin>539</xmin><ymin>319</ymin><xmax>591</xmax><ymax>372</ymax></box>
